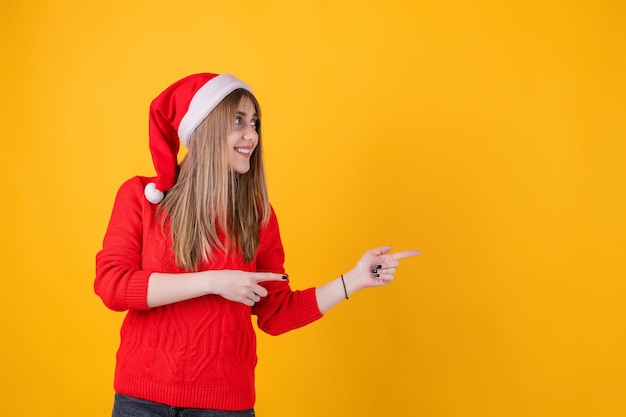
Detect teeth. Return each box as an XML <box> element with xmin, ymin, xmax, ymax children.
<box><xmin>235</xmin><ymin>148</ymin><xmax>251</xmax><ymax>154</ymax></box>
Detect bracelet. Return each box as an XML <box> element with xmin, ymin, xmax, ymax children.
<box><xmin>340</xmin><ymin>274</ymin><xmax>349</xmax><ymax>300</ymax></box>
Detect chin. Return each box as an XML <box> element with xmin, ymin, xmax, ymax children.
<box><xmin>233</xmin><ymin>165</ymin><xmax>251</xmax><ymax>175</ymax></box>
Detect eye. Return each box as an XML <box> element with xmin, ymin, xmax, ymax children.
<box><xmin>235</xmin><ymin>116</ymin><xmax>243</xmax><ymax>126</ymax></box>
<box><xmin>251</xmin><ymin>119</ymin><xmax>260</xmax><ymax>131</ymax></box>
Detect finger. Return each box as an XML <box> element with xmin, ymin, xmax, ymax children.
<box><xmin>373</xmin><ymin>270</ymin><xmax>395</xmax><ymax>280</ymax></box>
<box><xmin>371</xmin><ymin>266</ymin><xmax>396</xmax><ymax>275</ymax></box>
<box><xmin>254</xmin><ymin>273</ymin><xmax>289</xmax><ymax>283</ymax></box>
<box><xmin>375</xmin><ymin>276</ymin><xmax>393</xmax><ymax>286</ymax></box>
<box><xmin>374</xmin><ymin>261</ymin><xmax>398</xmax><ymax>270</ymax></box>
<box><xmin>387</xmin><ymin>262</ymin><xmax>399</xmax><ymax>269</ymax></box>
<box><xmin>370</xmin><ymin>246</ymin><xmax>392</xmax><ymax>256</ymax></box>
<box><xmin>372</xmin><ymin>254</ymin><xmax>414</xmax><ymax>272</ymax></box>
<box><xmin>252</xmin><ymin>285</ymin><xmax>268</xmax><ymax>298</ymax></box>
<box><xmin>388</xmin><ymin>250</ymin><xmax>420</xmax><ymax>261</ymax></box>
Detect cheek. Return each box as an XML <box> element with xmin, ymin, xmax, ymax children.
<box><xmin>226</xmin><ymin>131</ymin><xmax>237</xmax><ymax>147</ymax></box>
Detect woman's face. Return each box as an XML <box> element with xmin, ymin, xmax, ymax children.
<box><xmin>226</xmin><ymin>96</ymin><xmax>259</xmax><ymax>174</ymax></box>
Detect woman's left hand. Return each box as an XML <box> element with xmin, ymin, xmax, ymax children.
<box><xmin>315</xmin><ymin>246</ymin><xmax>419</xmax><ymax>313</ymax></box>
<box><xmin>345</xmin><ymin>246</ymin><xmax>420</xmax><ymax>292</ymax></box>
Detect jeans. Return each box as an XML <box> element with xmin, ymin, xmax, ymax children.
<box><xmin>112</xmin><ymin>394</ymin><xmax>256</xmax><ymax>417</ymax></box>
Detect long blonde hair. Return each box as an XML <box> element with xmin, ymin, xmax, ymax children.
<box><xmin>158</xmin><ymin>89</ymin><xmax>270</xmax><ymax>270</ymax></box>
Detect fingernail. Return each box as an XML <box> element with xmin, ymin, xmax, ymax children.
<box><xmin>282</xmin><ymin>275</ymin><xmax>288</xmax><ymax>280</ymax></box>
<box><xmin>376</xmin><ymin>264</ymin><xmax>382</xmax><ymax>269</ymax></box>
<box><xmin>374</xmin><ymin>274</ymin><xmax>380</xmax><ymax>278</ymax></box>
<box><xmin>372</xmin><ymin>269</ymin><xmax>378</xmax><ymax>273</ymax></box>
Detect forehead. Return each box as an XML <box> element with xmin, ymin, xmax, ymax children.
<box><xmin>236</xmin><ymin>96</ymin><xmax>257</xmax><ymax>114</ymax></box>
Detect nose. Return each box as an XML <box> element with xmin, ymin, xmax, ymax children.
<box><xmin>243</xmin><ymin>125</ymin><xmax>258</xmax><ymax>141</ymax></box>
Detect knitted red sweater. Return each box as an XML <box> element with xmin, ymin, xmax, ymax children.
<box><xmin>95</xmin><ymin>176</ymin><xmax>323</xmax><ymax>410</ymax></box>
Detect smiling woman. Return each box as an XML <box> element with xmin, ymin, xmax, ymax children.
<box><xmin>93</xmin><ymin>72</ymin><xmax>419</xmax><ymax>416</ymax></box>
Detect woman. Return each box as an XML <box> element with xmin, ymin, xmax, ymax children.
<box><xmin>95</xmin><ymin>73</ymin><xmax>418</xmax><ymax>416</ymax></box>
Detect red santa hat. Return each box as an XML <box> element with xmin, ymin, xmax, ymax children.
<box><xmin>144</xmin><ymin>73</ymin><xmax>252</xmax><ymax>204</ymax></box>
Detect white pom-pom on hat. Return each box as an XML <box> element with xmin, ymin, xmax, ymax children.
<box><xmin>144</xmin><ymin>182</ymin><xmax>164</xmax><ymax>204</ymax></box>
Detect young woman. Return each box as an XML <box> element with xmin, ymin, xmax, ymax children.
<box><xmin>95</xmin><ymin>73</ymin><xmax>418</xmax><ymax>416</ymax></box>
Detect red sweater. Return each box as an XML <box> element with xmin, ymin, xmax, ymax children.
<box><xmin>95</xmin><ymin>176</ymin><xmax>323</xmax><ymax>410</ymax></box>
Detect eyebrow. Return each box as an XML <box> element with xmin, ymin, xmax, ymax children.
<box><xmin>236</xmin><ymin>110</ymin><xmax>258</xmax><ymax>117</ymax></box>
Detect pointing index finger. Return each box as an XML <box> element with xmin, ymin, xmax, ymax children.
<box><xmin>255</xmin><ymin>273</ymin><xmax>289</xmax><ymax>283</ymax></box>
<box><xmin>389</xmin><ymin>250</ymin><xmax>420</xmax><ymax>261</ymax></box>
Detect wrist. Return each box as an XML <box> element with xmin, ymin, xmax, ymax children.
<box><xmin>340</xmin><ymin>274</ymin><xmax>349</xmax><ymax>299</ymax></box>
<box><xmin>200</xmin><ymin>270</ymin><xmax>218</xmax><ymax>296</ymax></box>
<box><xmin>341</xmin><ymin>269</ymin><xmax>362</xmax><ymax>298</ymax></box>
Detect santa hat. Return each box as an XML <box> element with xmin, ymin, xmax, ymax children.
<box><xmin>144</xmin><ymin>73</ymin><xmax>252</xmax><ymax>204</ymax></box>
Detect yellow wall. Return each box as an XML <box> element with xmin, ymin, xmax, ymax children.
<box><xmin>3</xmin><ymin>1</ymin><xmax>625</xmax><ymax>416</ymax></box>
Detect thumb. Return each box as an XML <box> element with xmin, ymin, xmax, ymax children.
<box><xmin>370</xmin><ymin>245</ymin><xmax>393</xmax><ymax>256</ymax></box>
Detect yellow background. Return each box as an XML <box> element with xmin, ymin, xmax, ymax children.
<box><xmin>2</xmin><ymin>1</ymin><xmax>625</xmax><ymax>416</ymax></box>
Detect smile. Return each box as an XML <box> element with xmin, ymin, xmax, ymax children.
<box><xmin>235</xmin><ymin>147</ymin><xmax>253</xmax><ymax>155</ymax></box>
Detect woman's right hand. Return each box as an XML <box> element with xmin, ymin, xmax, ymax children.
<box><xmin>208</xmin><ymin>270</ymin><xmax>288</xmax><ymax>306</ymax></box>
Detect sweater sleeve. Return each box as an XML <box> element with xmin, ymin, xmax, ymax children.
<box><xmin>251</xmin><ymin>206</ymin><xmax>323</xmax><ymax>335</ymax></box>
<box><xmin>94</xmin><ymin>177</ymin><xmax>152</xmax><ymax>311</ymax></box>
